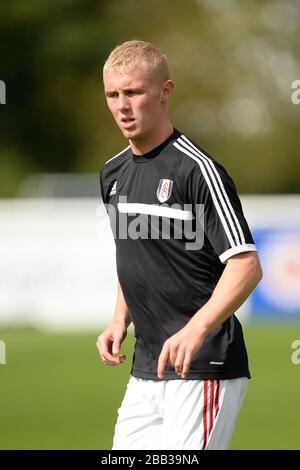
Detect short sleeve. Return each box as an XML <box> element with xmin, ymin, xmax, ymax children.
<box><xmin>188</xmin><ymin>155</ymin><xmax>257</xmax><ymax>264</ymax></box>
<box><xmin>99</xmin><ymin>167</ymin><xmax>106</xmax><ymax>204</ymax></box>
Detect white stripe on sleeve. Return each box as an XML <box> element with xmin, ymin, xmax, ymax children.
<box><xmin>173</xmin><ymin>141</ymin><xmax>236</xmax><ymax>248</ymax></box>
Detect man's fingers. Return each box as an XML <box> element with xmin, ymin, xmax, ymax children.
<box><xmin>96</xmin><ymin>335</ymin><xmax>112</xmax><ymax>360</ymax></box>
<box><xmin>169</xmin><ymin>345</ymin><xmax>178</xmax><ymax>365</ymax></box>
<box><xmin>101</xmin><ymin>350</ymin><xmax>126</xmax><ymax>365</ymax></box>
<box><xmin>174</xmin><ymin>348</ymin><xmax>185</xmax><ymax>376</ymax></box>
<box><xmin>97</xmin><ymin>335</ymin><xmax>126</xmax><ymax>366</ymax></box>
<box><xmin>112</xmin><ymin>339</ymin><xmax>121</xmax><ymax>355</ymax></box>
<box><xmin>103</xmin><ymin>354</ymin><xmax>126</xmax><ymax>366</ymax></box>
<box><xmin>181</xmin><ymin>352</ymin><xmax>192</xmax><ymax>379</ymax></box>
<box><xmin>157</xmin><ymin>344</ymin><xmax>170</xmax><ymax>379</ymax></box>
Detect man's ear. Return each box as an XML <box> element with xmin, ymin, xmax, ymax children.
<box><xmin>161</xmin><ymin>80</ymin><xmax>175</xmax><ymax>103</ymax></box>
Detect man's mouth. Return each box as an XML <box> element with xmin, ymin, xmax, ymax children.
<box><xmin>121</xmin><ymin>117</ymin><xmax>135</xmax><ymax>123</ymax></box>
<box><xmin>120</xmin><ymin>117</ymin><xmax>136</xmax><ymax>129</ymax></box>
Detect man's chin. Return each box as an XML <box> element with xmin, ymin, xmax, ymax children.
<box><xmin>120</xmin><ymin>127</ymin><xmax>139</xmax><ymax>140</ymax></box>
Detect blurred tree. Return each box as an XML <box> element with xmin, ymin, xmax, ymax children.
<box><xmin>0</xmin><ymin>1</ymin><xmax>111</xmax><ymax>171</ymax></box>
<box><xmin>0</xmin><ymin>0</ymin><xmax>299</xmax><ymax>196</ymax></box>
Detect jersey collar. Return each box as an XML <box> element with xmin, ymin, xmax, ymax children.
<box><xmin>132</xmin><ymin>129</ymin><xmax>181</xmax><ymax>163</ymax></box>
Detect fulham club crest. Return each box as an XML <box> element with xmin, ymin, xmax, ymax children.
<box><xmin>157</xmin><ymin>179</ymin><xmax>173</xmax><ymax>203</ymax></box>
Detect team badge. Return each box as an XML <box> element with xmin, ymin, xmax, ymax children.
<box><xmin>156</xmin><ymin>179</ymin><xmax>173</xmax><ymax>203</ymax></box>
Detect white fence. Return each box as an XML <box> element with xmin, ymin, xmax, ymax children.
<box><xmin>0</xmin><ymin>198</ymin><xmax>116</xmax><ymax>330</ymax></box>
<box><xmin>0</xmin><ymin>196</ymin><xmax>299</xmax><ymax>329</ymax></box>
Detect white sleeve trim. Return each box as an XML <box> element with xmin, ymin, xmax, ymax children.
<box><xmin>219</xmin><ymin>244</ymin><xmax>257</xmax><ymax>264</ymax></box>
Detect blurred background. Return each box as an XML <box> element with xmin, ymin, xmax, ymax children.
<box><xmin>0</xmin><ymin>0</ymin><xmax>299</xmax><ymax>450</ymax></box>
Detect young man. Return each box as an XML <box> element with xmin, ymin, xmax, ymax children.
<box><xmin>97</xmin><ymin>40</ymin><xmax>263</xmax><ymax>450</ymax></box>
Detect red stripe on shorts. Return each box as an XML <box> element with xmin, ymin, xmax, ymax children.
<box><xmin>202</xmin><ymin>380</ymin><xmax>208</xmax><ymax>449</ymax></box>
<box><xmin>209</xmin><ymin>380</ymin><xmax>214</xmax><ymax>435</ymax></box>
<box><xmin>215</xmin><ymin>380</ymin><xmax>220</xmax><ymax>418</ymax></box>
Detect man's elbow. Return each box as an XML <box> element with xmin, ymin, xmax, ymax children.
<box><xmin>248</xmin><ymin>252</ymin><xmax>263</xmax><ymax>287</ymax></box>
<box><xmin>230</xmin><ymin>251</ymin><xmax>263</xmax><ymax>288</ymax></box>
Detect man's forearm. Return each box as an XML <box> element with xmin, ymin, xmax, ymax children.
<box><xmin>190</xmin><ymin>252</ymin><xmax>263</xmax><ymax>335</ymax></box>
<box><xmin>112</xmin><ymin>281</ymin><xmax>132</xmax><ymax>327</ymax></box>
<box><xmin>157</xmin><ymin>251</ymin><xmax>262</xmax><ymax>379</ymax></box>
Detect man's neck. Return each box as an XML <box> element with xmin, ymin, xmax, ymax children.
<box><xmin>129</xmin><ymin>121</ymin><xmax>174</xmax><ymax>155</ymax></box>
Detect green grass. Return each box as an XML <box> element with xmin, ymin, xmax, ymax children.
<box><xmin>0</xmin><ymin>325</ymin><xmax>299</xmax><ymax>449</ymax></box>
<box><xmin>231</xmin><ymin>324</ymin><xmax>300</xmax><ymax>450</ymax></box>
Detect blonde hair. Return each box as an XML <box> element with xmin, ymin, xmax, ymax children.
<box><xmin>103</xmin><ymin>40</ymin><xmax>170</xmax><ymax>84</ymax></box>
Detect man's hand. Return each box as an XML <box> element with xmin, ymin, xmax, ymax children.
<box><xmin>157</xmin><ymin>323</ymin><xmax>206</xmax><ymax>379</ymax></box>
<box><xmin>157</xmin><ymin>252</ymin><xmax>263</xmax><ymax>380</ymax></box>
<box><xmin>96</xmin><ymin>320</ymin><xmax>128</xmax><ymax>366</ymax></box>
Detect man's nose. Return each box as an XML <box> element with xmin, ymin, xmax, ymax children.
<box><xmin>118</xmin><ymin>94</ymin><xmax>130</xmax><ymax>111</ymax></box>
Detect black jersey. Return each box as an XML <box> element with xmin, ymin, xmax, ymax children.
<box><xmin>100</xmin><ymin>129</ymin><xmax>256</xmax><ymax>380</ymax></box>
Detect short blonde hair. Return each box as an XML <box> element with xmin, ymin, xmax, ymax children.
<box><xmin>103</xmin><ymin>40</ymin><xmax>170</xmax><ymax>83</ymax></box>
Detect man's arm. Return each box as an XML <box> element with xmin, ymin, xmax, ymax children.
<box><xmin>97</xmin><ymin>281</ymin><xmax>132</xmax><ymax>366</ymax></box>
<box><xmin>157</xmin><ymin>251</ymin><xmax>263</xmax><ymax>379</ymax></box>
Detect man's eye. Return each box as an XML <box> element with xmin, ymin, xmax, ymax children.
<box><xmin>127</xmin><ymin>90</ymin><xmax>142</xmax><ymax>96</ymax></box>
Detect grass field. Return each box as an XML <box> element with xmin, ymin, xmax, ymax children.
<box><xmin>0</xmin><ymin>324</ymin><xmax>299</xmax><ymax>450</ymax></box>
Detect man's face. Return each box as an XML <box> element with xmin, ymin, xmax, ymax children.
<box><xmin>103</xmin><ymin>65</ymin><xmax>165</xmax><ymax>142</ymax></box>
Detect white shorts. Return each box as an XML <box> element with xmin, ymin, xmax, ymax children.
<box><xmin>112</xmin><ymin>375</ymin><xmax>248</xmax><ymax>450</ymax></box>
